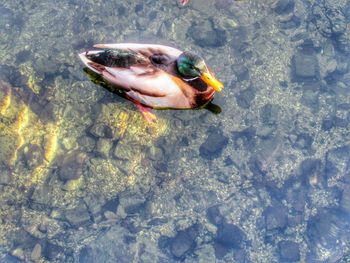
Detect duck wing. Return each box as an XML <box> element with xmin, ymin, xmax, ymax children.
<box><xmin>93</xmin><ymin>43</ymin><xmax>183</xmax><ymax>62</ymax></box>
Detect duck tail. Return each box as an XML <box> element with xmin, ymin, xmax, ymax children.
<box><xmin>78</xmin><ymin>51</ymin><xmax>105</xmax><ymax>75</ymax></box>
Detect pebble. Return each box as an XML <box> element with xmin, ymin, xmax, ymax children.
<box><xmin>293</xmin><ymin>133</ymin><xmax>313</xmax><ymax>151</ymax></box>
<box><xmin>77</xmin><ymin>136</ymin><xmax>96</xmax><ymax>152</ymax></box>
<box><xmin>170</xmin><ymin>230</ymin><xmax>196</xmax><ymax>259</ymax></box>
<box><xmin>215</xmin><ymin>222</ymin><xmax>244</xmax><ymax>249</ymax></box>
<box><xmin>199</xmin><ymin>127</ymin><xmax>228</xmax><ymax>160</ymax></box>
<box><xmin>264</xmin><ymin>204</ymin><xmax>288</xmax><ymax>231</ymax></box>
<box><xmin>96</xmin><ymin>138</ymin><xmax>112</xmax><ymax>158</ymax></box>
<box><xmin>271</xmin><ymin>0</ymin><xmax>294</xmax><ymax>14</ymax></box>
<box><xmin>260</xmin><ymin>104</ymin><xmax>280</xmax><ymax>126</ymax></box>
<box><xmin>43</xmin><ymin>243</ymin><xmax>65</xmax><ymax>261</ymax></box>
<box><xmin>187</xmin><ymin>19</ymin><xmax>227</xmax><ymax>47</ymax></box>
<box><xmin>30</xmin><ymin>243</ymin><xmax>42</xmax><ymax>261</ymax></box>
<box><xmin>58</xmin><ymin>151</ymin><xmax>86</xmax><ymax>181</ymax></box>
<box><xmin>206</xmin><ymin>205</ymin><xmax>224</xmax><ymax>226</ymax></box>
<box><xmin>300</xmin><ymin>90</ymin><xmax>319</xmax><ymax>111</ymax></box>
<box><xmin>0</xmin><ymin>167</ymin><xmax>10</xmax><ymax>185</ymax></box>
<box><xmin>278</xmin><ymin>240</ymin><xmax>300</xmax><ymax>262</ymax></box>
<box><xmin>325</xmin><ymin>145</ymin><xmax>350</xmax><ymax>180</ymax></box>
<box><xmin>340</xmin><ymin>187</ymin><xmax>350</xmax><ymax>213</ymax></box>
<box><xmin>64</xmin><ymin>201</ymin><xmax>91</xmax><ymax>226</ymax></box>
<box><xmin>311</xmin><ymin>2</ymin><xmax>347</xmax><ymax>38</ymax></box>
<box><xmin>23</xmin><ymin>144</ymin><xmax>44</xmax><ymax>169</ymax></box>
<box><xmin>235</xmin><ymin>86</ymin><xmax>256</xmax><ymax>109</ymax></box>
<box><xmin>10</xmin><ymin>248</ymin><xmax>24</xmax><ymax>261</ymax></box>
<box><xmin>293</xmin><ymin>52</ymin><xmax>318</xmax><ymax>78</ymax></box>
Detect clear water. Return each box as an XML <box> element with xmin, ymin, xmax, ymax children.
<box><xmin>0</xmin><ymin>0</ymin><xmax>350</xmax><ymax>262</ymax></box>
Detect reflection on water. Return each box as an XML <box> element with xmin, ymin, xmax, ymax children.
<box><xmin>0</xmin><ymin>0</ymin><xmax>350</xmax><ymax>262</ymax></box>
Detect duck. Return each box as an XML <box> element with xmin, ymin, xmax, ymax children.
<box><xmin>78</xmin><ymin>43</ymin><xmax>223</xmax><ymax>121</ymax></box>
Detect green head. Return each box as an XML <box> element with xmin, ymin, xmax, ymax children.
<box><xmin>176</xmin><ymin>52</ymin><xmax>223</xmax><ymax>92</ymax></box>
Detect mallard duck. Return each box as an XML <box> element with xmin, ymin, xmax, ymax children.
<box><xmin>78</xmin><ymin>43</ymin><xmax>223</xmax><ymax>121</ymax></box>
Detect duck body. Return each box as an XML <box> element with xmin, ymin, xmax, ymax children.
<box><xmin>79</xmin><ymin>43</ymin><xmax>223</xmax><ymax>109</ymax></box>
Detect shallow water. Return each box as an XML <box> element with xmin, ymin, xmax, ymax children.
<box><xmin>0</xmin><ymin>0</ymin><xmax>350</xmax><ymax>262</ymax></box>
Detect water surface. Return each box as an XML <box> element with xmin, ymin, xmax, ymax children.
<box><xmin>0</xmin><ymin>0</ymin><xmax>350</xmax><ymax>262</ymax></box>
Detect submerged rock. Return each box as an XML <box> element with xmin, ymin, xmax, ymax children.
<box><xmin>264</xmin><ymin>204</ymin><xmax>288</xmax><ymax>231</ymax></box>
<box><xmin>58</xmin><ymin>151</ymin><xmax>86</xmax><ymax>181</ymax></box>
<box><xmin>293</xmin><ymin>51</ymin><xmax>319</xmax><ymax>79</ymax></box>
<box><xmin>278</xmin><ymin>240</ymin><xmax>300</xmax><ymax>262</ymax></box>
<box><xmin>199</xmin><ymin>127</ymin><xmax>228</xmax><ymax>159</ymax></box>
<box><xmin>170</xmin><ymin>230</ymin><xmax>196</xmax><ymax>259</ymax></box>
<box><xmin>215</xmin><ymin>222</ymin><xmax>245</xmax><ymax>249</ymax></box>
<box><xmin>64</xmin><ymin>201</ymin><xmax>91</xmax><ymax>227</ymax></box>
<box><xmin>187</xmin><ymin>19</ymin><xmax>227</xmax><ymax>47</ymax></box>
<box><xmin>235</xmin><ymin>86</ymin><xmax>255</xmax><ymax>109</ymax></box>
<box><xmin>311</xmin><ymin>2</ymin><xmax>347</xmax><ymax>38</ymax></box>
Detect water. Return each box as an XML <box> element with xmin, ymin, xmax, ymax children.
<box><xmin>0</xmin><ymin>0</ymin><xmax>350</xmax><ymax>262</ymax></box>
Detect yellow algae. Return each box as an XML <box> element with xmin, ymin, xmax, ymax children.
<box><xmin>62</xmin><ymin>176</ymin><xmax>83</xmax><ymax>191</ymax></box>
<box><xmin>28</xmin><ymin>164</ymin><xmax>47</xmax><ymax>185</ymax></box>
<box><xmin>0</xmin><ymin>86</ymin><xmax>11</xmax><ymax>115</ymax></box>
<box><xmin>14</xmin><ymin>105</ymin><xmax>29</xmax><ymax>132</ymax></box>
<box><xmin>8</xmin><ymin>106</ymin><xmax>30</xmax><ymax>166</ymax></box>
<box><xmin>44</xmin><ymin>130</ymin><xmax>58</xmax><ymax>163</ymax></box>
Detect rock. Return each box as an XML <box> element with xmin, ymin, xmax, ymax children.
<box><xmin>24</xmin><ymin>144</ymin><xmax>44</xmax><ymax>169</ymax></box>
<box><xmin>311</xmin><ymin>2</ymin><xmax>347</xmax><ymax>38</ymax></box>
<box><xmin>64</xmin><ymin>201</ymin><xmax>91</xmax><ymax>226</ymax></box>
<box><xmin>293</xmin><ymin>52</ymin><xmax>318</xmax><ymax>79</ymax></box>
<box><xmin>30</xmin><ymin>243</ymin><xmax>42</xmax><ymax>261</ymax></box>
<box><xmin>264</xmin><ymin>204</ymin><xmax>288</xmax><ymax>231</ymax></box>
<box><xmin>89</xmin><ymin>122</ymin><xmax>113</xmax><ymax>139</ymax></box>
<box><xmin>78</xmin><ymin>225</ymin><xmax>133</xmax><ymax>263</ymax></box>
<box><xmin>0</xmin><ymin>166</ymin><xmax>10</xmax><ymax>185</ymax></box>
<box><xmin>215</xmin><ymin>0</ymin><xmax>234</xmax><ymax>10</ymax></box>
<box><xmin>321</xmin><ymin>118</ymin><xmax>335</xmax><ymax>131</ymax></box>
<box><xmin>325</xmin><ymin>145</ymin><xmax>350</xmax><ymax>181</ymax></box>
<box><xmin>187</xmin><ymin>19</ymin><xmax>227</xmax><ymax>47</ymax></box>
<box><xmin>293</xmin><ymin>133</ymin><xmax>313</xmax><ymax>151</ymax></box>
<box><xmin>307</xmin><ymin>209</ymin><xmax>346</xmax><ymax>253</ymax></box>
<box><xmin>278</xmin><ymin>240</ymin><xmax>300</xmax><ymax>262</ymax></box>
<box><xmin>232</xmin><ymin>127</ymin><xmax>256</xmax><ymax>149</ymax></box>
<box><xmin>102</xmin><ymin>195</ymin><xmax>120</xmax><ymax>213</ymax></box>
<box><xmin>271</xmin><ymin>0</ymin><xmax>294</xmax><ymax>14</ymax></box>
<box><xmin>84</xmin><ymin>194</ymin><xmax>105</xmax><ymax>217</ymax></box>
<box><xmin>215</xmin><ymin>222</ymin><xmax>244</xmax><ymax>249</ymax></box>
<box><xmin>42</xmin><ymin>243</ymin><xmax>65</xmax><ymax>261</ymax></box>
<box><xmin>286</xmin><ymin>188</ymin><xmax>307</xmax><ymax>213</ymax></box>
<box><xmin>58</xmin><ymin>151</ymin><xmax>86</xmax><ymax>181</ymax></box>
<box><xmin>113</xmin><ymin>140</ymin><xmax>140</xmax><ymax>160</ymax></box>
<box><xmin>77</xmin><ymin>136</ymin><xmax>96</xmax><ymax>152</ymax></box>
<box><xmin>170</xmin><ymin>231</ymin><xmax>196</xmax><ymax>259</ymax></box>
<box><xmin>30</xmin><ymin>184</ymin><xmax>52</xmax><ymax>208</ymax></box>
<box><xmin>96</xmin><ymin>138</ymin><xmax>112</xmax><ymax>158</ymax></box>
<box><xmin>199</xmin><ymin>127</ymin><xmax>228</xmax><ymax>160</ymax></box>
<box><xmin>232</xmin><ymin>64</ymin><xmax>249</xmax><ymax>81</ymax></box>
<box><xmin>206</xmin><ymin>205</ymin><xmax>224</xmax><ymax>226</ymax></box>
<box><xmin>299</xmin><ymin>158</ymin><xmax>322</xmax><ymax>185</ymax></box>
<box><xmin>0</xmin><ymin>254</ymin><xmax>22</xmax><ymax>263</ymax></box>
<box><xmin>168</xmin><ymin>224</ymin><xmax>199</xmax><ymax>259</ymax></box>
<box><xmin>260</xmin><ymin>104</ymin><xmax>280</xmax><ymax>126</ymax></box>
<box><xmin>301</xmin><ymin>90</ymin><xmax>319</xmax><ymax>111</ymax></box>
<box><xmin>340</xmin><ymin>187</ymin><xmax>350</xmax><ymax>213</ymax></box>
<box><xmin>148</xmin><ymin>145</ymin><xmax>163</xmax><ymax>161</ymax></box>
<box><xmin>10</xmin><ymin>248</ymin><xmax>24</xmax><ymax>261</ymax></box>
<box><xmin>235</xmin><ymin>86</ymin><xmax>255</xmax><ymax>109</ymax></box>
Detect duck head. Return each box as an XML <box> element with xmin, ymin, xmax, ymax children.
<box><xmin>176</xmin><ymin>52</ymin><xmax>224</xmax><ymax>92</ymax></box>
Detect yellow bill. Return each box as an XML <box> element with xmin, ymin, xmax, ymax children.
<box><xmin>200</xmin><ymin>72</ymin><xmax>224</xmax><ymax>92</ymax></box>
